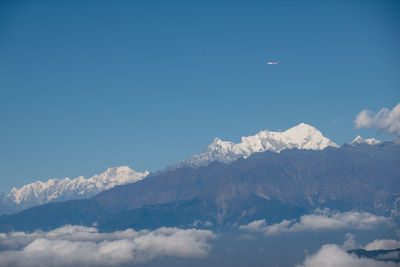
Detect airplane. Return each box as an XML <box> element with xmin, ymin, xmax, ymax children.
<box><xmin>267</xmin><ymin>60</ymin><xmax>279</xmax><ymax>65</ymax></box>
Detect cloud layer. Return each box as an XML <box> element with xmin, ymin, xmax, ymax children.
<box><xmin>0</xmin><ymin>225</ymin><xmax>215</xmax><ymax>267</ymax></box>
<box><xmin>239</xmin><ymin>209</ymin><xmax>392</xmax><ymax>236</ymax></box>
<box><xmin>297</xmin><ymin>244</ymin><xmax>399</xmax><ymax>267</ymax></box>
<box><xmin>354</xmin><ymin>103</ymin><xmax>400</xmax><ymax>136</ymax></box>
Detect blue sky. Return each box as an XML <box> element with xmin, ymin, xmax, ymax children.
<box><xmin>0</xmin><ymin>0</ymin><xmax>399</xmax><ymax>191</ymax></box>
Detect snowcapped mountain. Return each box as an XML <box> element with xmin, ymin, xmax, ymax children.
<box><xmin>170</xmin><ymin>123</ymin><xmax>338</xmax><ymax>169</ymax></box>
<box><xmin>0</xmin><ymin>166</ymin><xmax>149</xmax><ymax>214</ymax></box>
<box><xmin>350</xmin><ymin>136</ymin><xmax>381</xmax><ymax>145</ymax></box>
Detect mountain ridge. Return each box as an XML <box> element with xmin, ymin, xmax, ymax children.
<box><xmin>0</xmin><ymin>166</ymin><xmax>149</xmax><ymax>215</ymax></box>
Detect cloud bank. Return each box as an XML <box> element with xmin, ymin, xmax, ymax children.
<box><xmin>297</xmin><ymin>244</ymin><xmax>399</xmax><ymax>267</ymax></box>
<box><xmin>0</xmin><ymin>225</ymin><xmax>215</xmax><ymax>267</ymax></box>
<box><xmin>239</xmin><ymin>209</ymin><xmax>392</xmax><ymax>236</ymax></box>
<box><xmin>354</xmin><ymin>102</ymin><xmax>400</xmax><ymax>136</ymax></box>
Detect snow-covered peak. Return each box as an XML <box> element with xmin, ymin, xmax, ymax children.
<box><xmin>350</xmin><ymin>136</ymin><xmax>381</xmax><ymax>146</ymax></box>
<box><xmin>170</xmin><ymin>123</ymin><xmax>338</xmax><ymax>169</ymax></box>
<box><xmin>208</xmin><ymin>137</ymin><xmax>235</xmax><ymax>150</ymax></box>
<box><xmin>237</xmin><ymin>123</ymin><xmax>337</xmax><ymax>157</ymax></box>
<box><xmin>7</xmin><ymin>166</ymin><xmax>149</xmax><ymax>207</ymax></box>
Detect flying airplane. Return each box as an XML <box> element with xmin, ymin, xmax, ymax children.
<box><xmin>267</xmin><ymin>60</ymin><xmax>279</xmax><ymax>65</ymax></box>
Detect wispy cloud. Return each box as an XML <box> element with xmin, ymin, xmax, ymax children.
<box><xmin>342</xmin><ymin>233</ymin><xmax>358</xmax><ymax>250</ymax></box>
<box><xmin>239</xmin><ymin>209</ymin><xmax>392</xmax><ymax>236</ymax></box>
<box><xmin>364</xmin><ymin>239</ymin><xmax>400</xmax><ymax>251</ymax></box>
<box><xmin>354</xmin><ymin>102</ymin><xmax>400</xmax><ymax>136</ymax></box>
<box><xmin>0</xmin><ymin>225</ymin><xmax>215</xmax><ymax>267</ymax></box>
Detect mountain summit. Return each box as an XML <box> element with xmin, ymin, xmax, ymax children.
<box><xmin>170</xmin><ymin>123</ymin><xmax>338</xmax><ymax>169</ymax></box>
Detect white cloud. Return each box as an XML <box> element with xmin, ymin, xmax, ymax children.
<box><xmin>342</xmin><ymin>233</ymin><xmax>358</xmax><ymax>250</ymax></box>
<box><xmin>296</xmin><ymin>244</ymin><xmax>399</xmax><ymax>267</ymax></box>
<box><xmin>354</xmin><ymin>102</ymin><xmax>400</xmax><ymax>136</ymax></box>
<box><xmin>239</xmin><ymin>209</ymin><xmax>392</xmax><ymax>236</ymax></box>
<box><xmin>0</xmin><ymin>225</ymin><xmax>215</xmax><ymax>267</ymax></box>
<box><xmin>364</xmin><ymin>239</ymin><xmax>400</xmax><ymax>251</ymax></box>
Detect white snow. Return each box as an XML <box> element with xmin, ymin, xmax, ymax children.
<box><xmin>350</xmin><ymin>136</ymin><xmax>381</xmax><ymax>145</ymax></box>
<box><xmin>171</xmin><ymin>123</ymin><xmax>338</xmax><ymax>169</ymax></box>
<box><xmin>7</xmin><ymin>166</ymin><xmax>149</xmax><ymax>206</ymax></box>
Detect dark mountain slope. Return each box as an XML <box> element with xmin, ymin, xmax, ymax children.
<box><xmin>0</xmin><ymin>143</ymin><xmax>399</xmax><ymax>232</ymax></box>
<box><xmin>94</xmin><ymin>142</ymin><xmax>400</xmax><ymax>215</ymax></box>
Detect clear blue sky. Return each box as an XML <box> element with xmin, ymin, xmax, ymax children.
<box><xmin>0</xmin><ymin>0</ymin><xmax>399</xmax><ymax>191</ymax></box>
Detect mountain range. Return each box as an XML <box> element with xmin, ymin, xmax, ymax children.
<box><xmin>0</xmin><ymin>166</ymin><xmax>149</xmax><ymax>215</ymax></box>
<box><xmin>0</xmin><ymin>123</ymin><xmax>388</xmax><ymax>217</ymax></box>
<box><xmin>0</xmin><ymin>138</ymin><xmax>398</xmax><ymax>232</ymax></box>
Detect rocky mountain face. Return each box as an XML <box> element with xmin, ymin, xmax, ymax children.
<box><xmin>0</xmin><ymin>166</ymin><xmax>149</xmax><ymax>215</ymax></box>
<box><xmin>168</xmin><ymin>123</ymin><xmax>338</xmax><ymax>169</ymax></box>
<box><xmin>1</xmin><ymin>142</ymin><xmax>398</xmax><ymax>232</ymax></box>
